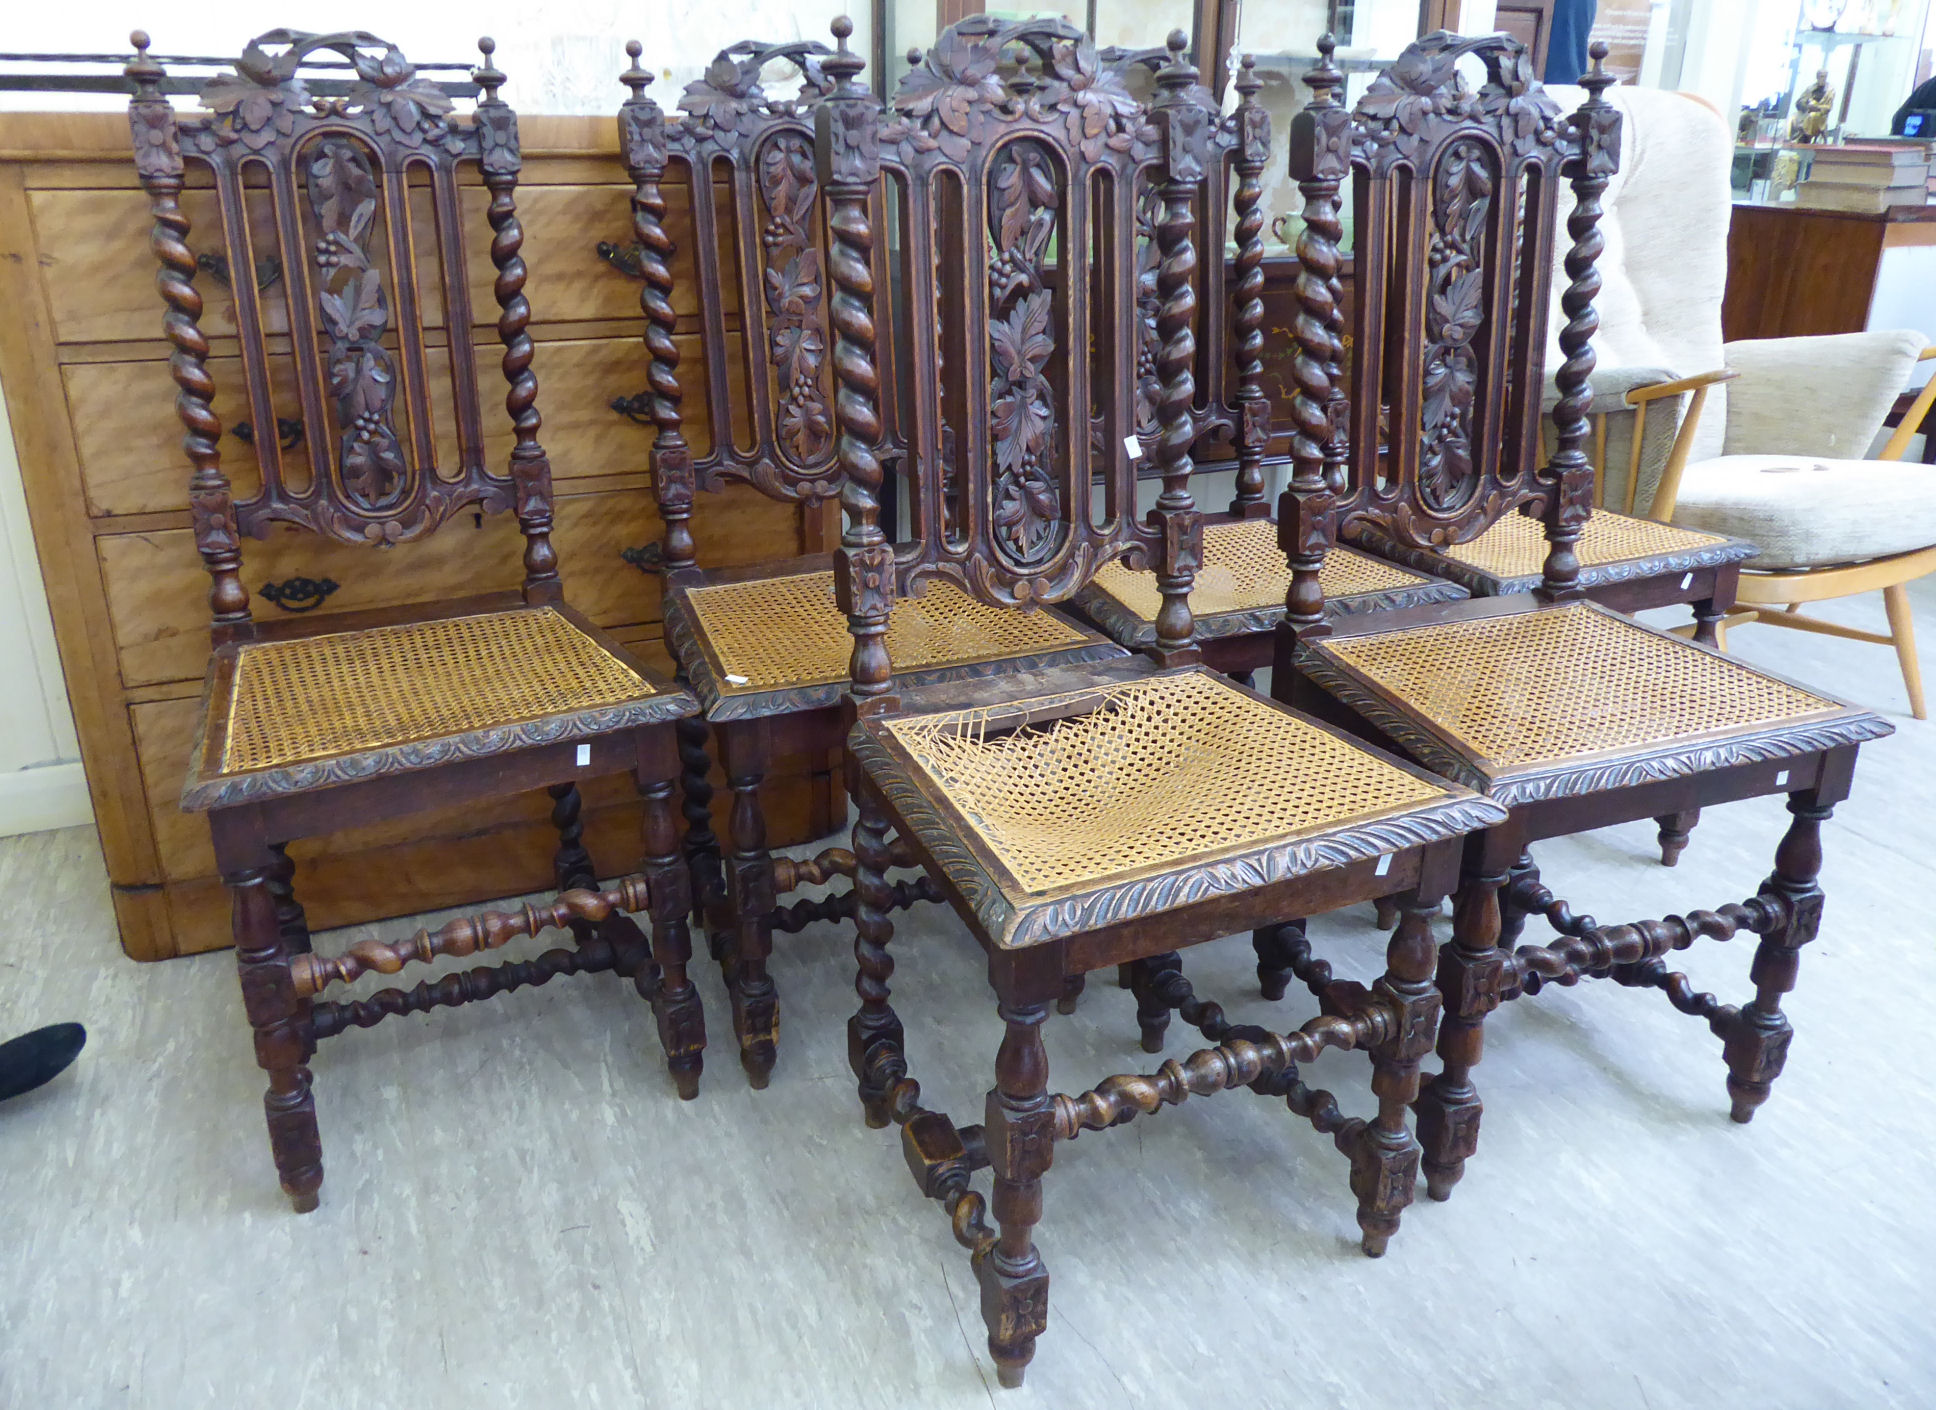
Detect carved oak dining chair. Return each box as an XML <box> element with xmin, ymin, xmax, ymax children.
<box><xmin>1070</xmin><ymin>52</ymin><xmax>1468</xmax><ymax>686</ymax></box>
<box><xmin>816</xmin><ymin>18</ymin><xmax>1510</xmax><ymax>1385</ymax></box>
<box><xmin>1275</xmin><ymin>37</ymin><xmax>1892</xmax><ymax>1203</ymax></box>
<box><xmin>128</xmin><ymin>29</ymin><xmax>704</xmax><ymax>1211</ymax></box>
<box><xmin>617</xmin><ymin>30</ymin><xmax>1124</xmax><ymax>1087</ymax></box>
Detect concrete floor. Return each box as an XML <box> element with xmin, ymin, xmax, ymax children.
<box><xmin>3</xmin><ymin>583</ymin><xmax>1934</xmax><ymax>1409</ymax></box>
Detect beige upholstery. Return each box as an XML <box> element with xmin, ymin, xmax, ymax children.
<box><xmin>1674</xmin><ymin>453</ymin><xmax>1936</xmax><ymax>569</ymax></box>
<box><xmin>1542</xmin><ymin>84</ymin><xmax>1734</xmax><ymax>508</ymax></box>
<box><xmin>1720</xmin><ymin>330</ymin><xmax>1928</xmax><ymax>460</ymax></box>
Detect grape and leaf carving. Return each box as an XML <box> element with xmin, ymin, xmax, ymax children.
<box><xmin>1418</xmin><ymin>139</ymin><xmax>1491</xmax><ymax>511</ymax></box>
<box><xmin>307</xmin><ymin>138</ymin><xmax>407</xmax><ymax>512</ymax></box>
<box><xmin>758</xmin><ymin>134</ymin><xmax>832</xmax><ymax>464</ymax></box>
<box><xmin>987</xmin><ymin>142</ymin><xmax>1064</xmax><ymax>566</ymax></box>
<box><xmin>198</xmin><ymin>30</ymin><xmax>459</xmax><ymax>156</ymax></box>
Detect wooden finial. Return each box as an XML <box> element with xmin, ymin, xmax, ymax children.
<box><xmin>621</xmin><ymin>38</ymin><xmax>652</xmax><ymax>100</ymax></box>
<box><xmin>474</xmin><ymin>36</ymin><xmax>505</xmax><ymax>101</ymax></box>
<box><xmin>825</xmin><ymin>15</ymin><xmax>864</xmax><ymax>92</ymax></box>
<box><xmin>125</xmin><ymin>29</ymin><xmax>164</xmax><ymax>93</ymax></box>
<box><xmin>1159</xmin><ymin>28</ymin><xmax>1198</xmax><ymax>88</ymax></box>
<box><xmin>1235</xmin><ymin>52</ymin><xmax>1260</xmax><ymax>99</ymax></box>
<box><xmin>1308</xmin><ymin>32</ymin><xmax>1344</xmax><ymax>104</ymax></box>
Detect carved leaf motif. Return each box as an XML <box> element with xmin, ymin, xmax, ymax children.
<box><xmin>986</xmin><ymin>136</ymin><xmax>1065</xmax><ymax>568</ymax></box>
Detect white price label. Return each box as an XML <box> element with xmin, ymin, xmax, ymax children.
<box><xmin>575</xmin><ymin>743</ymin><xmax>591</xmax><ymax>767</ymax></box>
<box><xmin>1124</xmin><ymin>434</ymin><xmax>1144</xmax><ymax>460</ymax></box>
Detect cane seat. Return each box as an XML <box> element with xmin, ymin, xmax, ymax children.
<box><xmin>667</xmin><ymin>562</ymin><xmax>1121</xmax><ymax>719</ymax></box>
<box><xmin>1077</xmin><ymin>517</ymin><xmax>1466</xmax><ymax>645</ymax></box>
<box><xmin>850</xmin><ymin>665</ymin><xmax>1506</xmax><ymax>948</ymax></box>
<box><xmin>1297</xmin><ymin>601</ymin><xmax>1891</xmax><ymax>805</ymax></box>
<box><xmin>183</xmin><ymin>604</ymin><xmax>688</xmax><ymax>810</ymax></box>
<box><xmin>1352</xmin><ymin>508</ymin><xmax>1754</xmax><ymax>597</ymax></box>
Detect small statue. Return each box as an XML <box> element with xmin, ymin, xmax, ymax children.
<box><xmin>1791</xmin><ymin>69</ymin><xmax>1836</xmax><ymax>143</ymax></box>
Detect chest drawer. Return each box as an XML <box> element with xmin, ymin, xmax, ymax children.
<box><xmin>66</xmin><ymin>331</ymin><xmax>742</xmax><ymax>518</ymax></box>
<box><xmin>96</xmin><ymin>481</ymin><xmax>796</xmax><ymax>687</ymax></box>
<box><xmin>31</xmin><ymin>178</ymin><xmax>724</xmax><ymax>347</ymax></box>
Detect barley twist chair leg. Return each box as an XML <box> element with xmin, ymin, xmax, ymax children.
<box><xmin>1498</xmin><ymin>850</ymin><xmax>1538</xmax><ymax>945</ymax></box>
<box><xmin>981</xmin><ymin>999</ymin><xmax>1053</xmax><ymax>1390</ymax></box>
<box><xmin>1724</xmin><ymin>794</ymin><xmax>1831</xmax><ymax>1123</ymax></box>
<box><xmin>1353</xmin><ymin>892</ymin><xmax>1442</xmax><ymax>1256</ymax></box>
<box><xmin>228</xmin><ymin>851</ymin><xmax>322</xmax><ymax>1212</ymax></box>
<box><xmin>850</xmin><ymin>787</ymin><xmax>901</xmax><ymax>1127</ymax></box>
<box><xmin>1415</xmin><ymin>859</ymin><xmax>1509</xmax><ymax>1203</ymax></box>
<box><xmin>640</xmin><ymin>771</ymin><xmax>705</xmax><ymax>1100</ymax></box>
<box><xmin>676</xmin><ymin>711</ymin><xmax>730</xmax><ymax>952</ymax></box>
<box><xmin>720</xmin><ymin>726</ymin><xmax>778</xmax><ymax>1088</ymax></box>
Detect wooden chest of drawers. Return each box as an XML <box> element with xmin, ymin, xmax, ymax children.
<box><xmin>0</xmin><ymin>112</ymin><xmax>838</xmax><ymax>960</ymax></box>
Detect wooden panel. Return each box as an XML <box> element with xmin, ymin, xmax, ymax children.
<box><xmin>66</xmin><ymin>332</ymin><xmax>746</xmax><ymax>517</ymax></box>
<box><xmin>30</xmin><ymin>179</ymin><xmax>717</xmax><ymax>347</ymax></box>
<box><xmin>1723</xmin><ymin>204</ymin><xmax>1887</xmax><ymax>341</ymax></box>
<box><xmin>96</xmin><ymin>481</ymin><xmax>797</xmax><ymax>687</ymax></box>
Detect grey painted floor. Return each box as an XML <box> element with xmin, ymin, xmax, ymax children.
<box><xmin>3</xmin><ymin>583</ymin><xmax>1934</xmax><ymax>1409</ymax></box>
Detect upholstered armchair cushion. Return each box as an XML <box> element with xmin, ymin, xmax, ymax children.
<box><xmin>1720</xmin><ymin>329</ymin><xmax>1928</xmax><ymax>459</ymax></box>
<box><xmin>1671</xmin><ymin>453</ymin><xmax>1936</xmax><ymax>569</ymax></box>
<box><xmin>1543</xmin><ymin>84</ymin><xmax>1733</xmax><ymax>509</ymax></box>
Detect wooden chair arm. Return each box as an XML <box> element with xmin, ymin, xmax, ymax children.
<box><xmin>1617</xmin><ymin>368</ymin><xmax>1736</xmax><ymax>520</ymax></box>
<box><xmin>1623</xmin><ymin>367</ymin><xmax>1740</xmax><ymax>406</ymax></box>
<box><xmin>1876</xmin><ymin>345</ymin><xmax>1936</xmax><ymax>463</ymax></box>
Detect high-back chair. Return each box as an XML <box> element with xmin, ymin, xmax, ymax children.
<box><xmin>1281</xmin><ymin>36</ymin><xmax>1891</xmax><ymax>1202</ymax></box>
<box><xmin>817</xmin><ymin>17</ymin><xmax>1509</xmax><ymax>1385</ymax></box>
<box><xmin>128</xmin><ymin>29</ymin><xmax>703</xmax><ymax>1211</ymax></box>
<box><xmin>1069</xmin><ymin>52</ymin><xmax>1467</xmax><ymax>683</ymax></box>
<box><xmin>617</xmin><ymin>36</ymin><xmax>1123</xmax><ymax>1089</ymax></box>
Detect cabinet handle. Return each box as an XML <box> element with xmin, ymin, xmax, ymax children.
<box><xmin>259</xmin><ymin>576</ymin><xmax>340</xmax><ymax>613</ymax></box>
<box><xmin>620</xmin><ymin>543</ymin><xmax>663</xmax><ymax>575</ymax></box>
<box><xmin>197</xmin><ymin>250</ymin><xmax>283</xmax><ymax>292</ymax></box>
<box><xmin>609</xmin><ymin>392</ymin><xmax>655</xmax><ymax>425</ymax></box>
<box><xmin>595</xmin><ymin>240</ymin><xmax>647</xmax><ymax>280</ymax></box>
<box><xmin>231</xmin><ymin>417</ymin><xmax>305</xmax><ymax>451</ymax></box>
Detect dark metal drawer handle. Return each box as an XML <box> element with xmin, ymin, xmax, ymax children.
<box><xmin>260</xmin><ymin>576</ymin><xmax>340</xmax><ymax>613</ymax></box>
<box><xmin>231</xmin><ymin>417</ymin><xmax>305</xmax><ymax>451</ymax></box>
<box><xmin>610</xmin><ymin>392</ymin><xmax>655</xmax><ymax>425</ymax></box>
<box><xmin>596</xmin><ymin>240</ymin><xmax>647</xmax><ymax>280</ymax></box>
<box><xmin>197</xmin><ymin>250</ymin><xmax>283</xmax><ymax>292</ymax></box>
<box><xmin>620</xmin><ymin>543</ymin><xmax>663</xmax><ymax>575</ymax></box>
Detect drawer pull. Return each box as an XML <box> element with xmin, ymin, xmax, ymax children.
<box><xmin>609</xmin><ymin>391</ymin><xmax>655</xmax><ymax>425</ymax></box>
<box><xmin>620</xmin><ymin>543</ymin><xmax>664</xmax><ymax>575</ymax></box>
<box><xmin>260</xmin><ymin>576</ymin><xmax>340</xmax><ymax>613</ymax></box>
<box><xmin>196</xmin><ymin>250</ymin><xmax>284</xmax><ymax>293</ymax></box>
<box><xmin>231</xmin><ymin>417</ymin><xmax>306</xmax><ymax>451</ymax></box>
<box><xmin>595</xmin><ymin>240</ymin><xmax>648</xmax><ymax>280</ymax></box>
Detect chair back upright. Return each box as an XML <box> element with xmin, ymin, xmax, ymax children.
<box><xmin>814</xmin><ymin>17</ymin><xmax>1219</xmax><ymax>714</ymax></box>
<box><xmin>1282</xmin><ymin>31</ymin><xmax>1620</xmax><ymax>636</ymax></box>
<box><xmin>127</xmin><ymin>28</ymin><xmax>558</xmax><ymax>643</ymax></box>
<box><xmin>622</xmin><ymin>37</ymin><xmax>902</xmax><ymax>582</ymax></box>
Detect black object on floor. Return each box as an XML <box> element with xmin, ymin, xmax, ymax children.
<box><xmin>0</xmin><ymin>1023</ymin><xmax>86</xmax><ymax>1102</ymax></box>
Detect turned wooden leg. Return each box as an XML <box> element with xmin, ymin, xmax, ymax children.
<box><xmin>1655</xmin><ymin>809</ymin><xmax>1700</xmax><ymax>868</ymax></box>
<box><xmin>1055</xmin><ymin>974</ymin><xmax>1085</xmax><ymax>1015</ymax></box>
<box><xmin>1129</xmin><ymin>952</ymin><xmax>1181</xmax><ymax>1054</ymax></box>
<box><xmin>720</xmin><ymin>725</ymin><xmax>778</xmax><ymax>1089</ymax></box>
<box><xmin>1692</xmin><ymin>597</ymin><xmax>1726</xmax><ymax>649</ymax></box>
<box><xmin>1883</xmin><ymin>582</ymin><xmax>1926</xmax><ymax>721</ymax></box>
<box><xmin>677</xmin><ymin>712</ymin><xmax>730</xmax><ymax>955</ymax></box>
<box><xmin>1497</xmin><ymin>850</ymin><xmax>1537</xmax><ymax>945</ymax></box>
<box><xmin>850</xmin><ymin>786</ymin><xmax>902</xmax><ymax>1127</ymax></box>
<box><xmin>1353</xmin><ymin>893</ymin><xmax>1441</xmax><ymax>1256</ymax></box>
<box><xmin>1415</xmin><ymin>856</ymin><xmax>1509</xmax><ymax>1203</ymax></box>
<box><xmin>266</xmin><ymin>842</ymin><xmax>311</xmax><ymax>956</ymax></box>
<box><xmin>639</xmin><ymin>770</ymin><xmax>705</xmax><ymax>1100</ymax></box>
<box><xmin>1228</xmin><ymin>668</ymin><xmax>1256</xmax><ymax>688</ymax></box>
<box><xmin>1115</xmin><ymin>963</ymin><xmax>1134</xmax><ymax>989</ymax></box>
<box><xmin>1373</xmin><ymin>896</ymin><xmax>1401</xmax><ymax>931</ymax></box>
<box><xmin>547</xmin><ymin>781</ymin><xmax>597</xmax><ymax>893</ymax></box>
<box><xmin>1252</xmin><ymin>921</ymin><xmax>1299</xmax><ymax>1002</ymax></box>
<box><xmin>980</xmin><ymin>999</ymin><xmax>1053</xmax><ymax>1389</ymax></box>
<box><xmin>226</xmin><ymin>844</ymin><xmax>322</xmax><ymax>1212</ymax></box>
<box><xmin>1725</xmin><ymin>795</ymin><xmax>1830</xmax><ymax>1123</ymax></box>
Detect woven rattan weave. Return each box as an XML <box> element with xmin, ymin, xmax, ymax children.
<box><xmin>1443</xmin><ymin>510</ymin><xmax>1728</xmax><ymax>579</ymax></box>
<box><xmin>219</xmin><ymin>608</ymin><xmax>656</xmax><ymax>775</ymax></box>
<box><xmin>884</xmin><ymin>671</ymin><xmax>1448</xmax><ymax>895</ymax></box>
<box><xmin>1321</xmin><ymin>603</ymin><xmax>1837</xmax><ymax>769</ymax></box>
<box><xmin>682</xmin><ymin>569</ymin><xmax>1092</xmax><ymax>694</ymax></box>
<box><xmin>1089</xmin><ymin>519</ymin><xmax>1430</xmax><ymax>621</ymax></box>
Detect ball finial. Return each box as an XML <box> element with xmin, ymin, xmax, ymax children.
<box><xmin>1166</xmin><ymin>28</ymin><xmax>1188</xmax><ymax>56</ymax></box>
<box><xmin>1317</xmin><ymin>31</ymin><xmax>1337</xmax><ymax>60</ymax></box>
<box><xmin>626</xmin><ymin>39</ymin><xmax>641</xmax><ymax>60</ymax></box>
<box><xmin>832</xmin><ymin>14</ymin><xmax>853</xmax><ymax>45</ymax></box>
<box><xmin>130</xmin><ymin>30</ymin><xmax>150</xmax><ymax>54</ymax></box>
<box><xmin>478</xmin><ymin>36</ymin><xmax>496</xmax><ymax>57</ymax></box>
